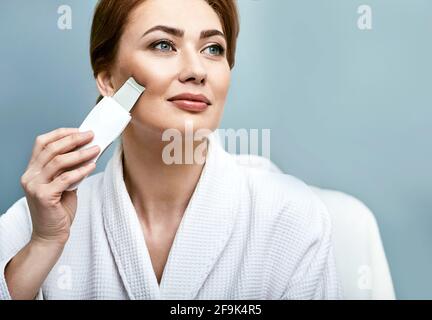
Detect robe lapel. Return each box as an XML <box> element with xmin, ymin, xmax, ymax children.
<box><xmin>102</xmin><ymin>140</ymin><xmax>161</xmax><ymax>299</ymax></box>
<box><xmin>102</xmin><ymin>131</ymin><xmax>241</xmax><ymax>300</ymax></box>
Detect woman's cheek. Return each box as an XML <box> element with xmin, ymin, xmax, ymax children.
<box><xmin>128</xmin><ymin>52</ymin><xmax>173</xmax><ymax>82</ymax></box>
<box><xmin>213</xmin><ymin>68</ymin><xmax>231</xmax><ymax>103</ymax></box>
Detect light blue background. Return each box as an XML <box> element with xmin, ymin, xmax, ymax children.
<box><xmin>1</xmin><ymin>0</ymin><xmax>431</xmax><ymax>299</ymax></box>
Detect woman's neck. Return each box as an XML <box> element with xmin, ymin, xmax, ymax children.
<box><xmin>121</xmin><ymin>129</ymin><xmax>208</xmax><ymax>227</ymax></box>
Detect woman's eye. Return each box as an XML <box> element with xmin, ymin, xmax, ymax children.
<box><xmin>203</xmin><ymin>44</ymin><xmax>225</xmax><ymax>56</ymax></box>
<box><xmin>152</xmin><ymin>40</ymin><xmax>175</xmax><ymax>52</ymax></box>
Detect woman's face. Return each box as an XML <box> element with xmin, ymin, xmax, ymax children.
<box><xmin>102</xmin><ymin>0</ymin><xmax>231</xmax><ymax>138</ymax></box>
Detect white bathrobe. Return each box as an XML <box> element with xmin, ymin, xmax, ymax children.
<box><xmin>0</xmin><ymin>131</ymin><xmax>341</xmax><ymax>300</ymax></box>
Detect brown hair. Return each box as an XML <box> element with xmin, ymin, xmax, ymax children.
<box><xmin>90</xmin><ymin>0</ymin><xmax>240</xmax><ymax>103</ymax></box>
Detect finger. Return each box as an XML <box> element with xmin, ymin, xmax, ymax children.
<box><xmin>31</xmin><ymin>128</ymin><xmax>79</xmax><ymax>162</ymax></box>
<box><xmin>48</xmin><ymin>162</ymin><xmax>97</xmax><ymax>194</ymax></box>
<box><xmin>33</xmin><ymin>131</ymin><xmax>94</xmax><ymax>171</ymax></box>
<box><xmin>37</xmin><ymin>145</ymin><xmax>100</xmax><ymax>184</ymax></box>
<box><xmin>23</xmin><ymin>131</ymin><xmax>94</xmax><ymax>184</ymax></box>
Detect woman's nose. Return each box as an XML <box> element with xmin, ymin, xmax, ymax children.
<box><xmin>178</xmin><ymin>47</ymin><xmax>207</xmax><ymax>85</ymax></box>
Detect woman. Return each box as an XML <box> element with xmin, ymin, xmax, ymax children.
<box><xmin>0</xmin><ymin>0</ymin><xmax>341</xmax><ymax>299</ymax></box>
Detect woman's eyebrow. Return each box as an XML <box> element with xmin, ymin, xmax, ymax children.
<box><xmin>141</xmin><ymin>25</ymin><xmax>226</xmax><ymax>41</ymax></box>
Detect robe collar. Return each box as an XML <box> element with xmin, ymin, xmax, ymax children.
<box><xmin>102</xmin><ymin>130</ymin><xmax>241</xmax><ymax>299</ymax></box>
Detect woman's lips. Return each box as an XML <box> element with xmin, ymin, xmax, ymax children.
<box><xmin>169</xmin><ymin>99</ymin><xmax>209</xmax><ymax>112</ymax></box>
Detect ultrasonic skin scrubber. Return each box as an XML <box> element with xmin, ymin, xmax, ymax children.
<box><xmin>66</xmin><ymin>77</ymin><xmax>145</xmax><ymax>191</ymax></box>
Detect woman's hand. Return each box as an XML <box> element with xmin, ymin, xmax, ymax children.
<box><xmin>20</xmin><ymin>128</ymin><xmax>100</xmax><ymax>246</ymax></box>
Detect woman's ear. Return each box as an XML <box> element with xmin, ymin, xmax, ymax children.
<box><xmin>96</xmin><ymin>71</ymin><xmax>115</xmax><ymax>97</ymax></box>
